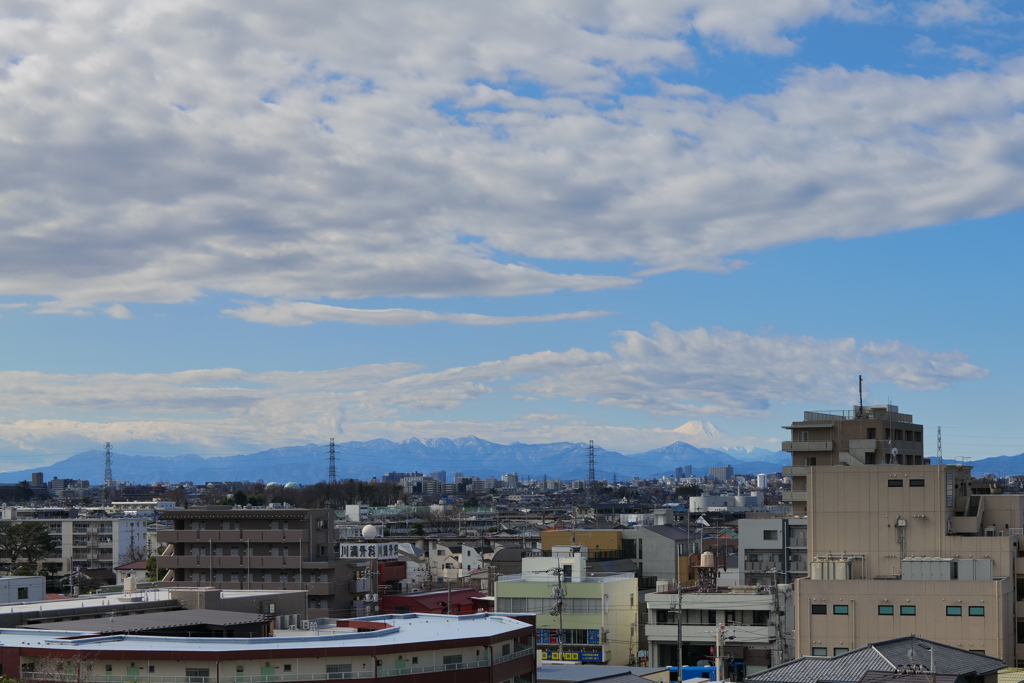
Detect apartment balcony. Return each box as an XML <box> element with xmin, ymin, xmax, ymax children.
<box><xmin>646</xmin><ymin>623</ymin><xmax>772</xmax><ymax>644</ymax></box>
<box><xmin>158</xmin><ymin>555</ymin><xmax>302</xmax><ymax>570</ymax></box>
<box><xmin>781</xmin><ymin>466</ymin><xmax>805</xmax><ymax>477</ymax></box>
<box><xmin>156</xmin><ymin>529</ymin><xmax>307</xmax><ymax>545</ymax></box>
<box><xmin>781</xmin><ymin>441</ymin><xmax>832</xmax><ymax>452</ymax></box>
<box><xmin>782</xmin><ymin>490</ymin><xmax>807</xmax><ymax>502</ymax></box>
<box><xmin>745</xmin><ymin>561</ymin><xmax>783</xmax><ymax>572</ymax></box>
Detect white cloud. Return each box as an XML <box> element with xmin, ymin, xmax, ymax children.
<box><xmin>222</xmin><ymin>300</ymin><xmax>613</xmax><ymax>326</ymax></box>
<box><xmin>10</xmin><ymin>2</ymin><xmax>1021</xmax><ymax>315</ymax></box>
<box><xmin>105</xmin><ymin>303</ymin><xmax>133</xmax><ymax>319</ymax></box>
<box><xmin>0</xmin><ymin>325</ymin><xmax>986</xmax><ymax>456</ymax></box>
<box><xmin>912</xmin><ymin>0</ymin><xmax>1006</xmax><ymax>26</ymax></box>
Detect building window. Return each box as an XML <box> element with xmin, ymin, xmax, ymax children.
<box><xmin>326</xmin><ymin>665</ymin><xmax>352</xmax><ymax>679</ymax></box>
<box><xmin>888</xmin><ymin>480</ymin><xmax>904</xmax><ymax>487</ymax></box>
<box><xmin>900</xmin><ymin>605</ymin><xmax>916</xmax><ymax>615</ymax></box>
<box><xmin>947</xmin><ymin>606</ymin><xmax>962</xmax><ymax>616</ymax></box>
<box><xmin>812</xmin><ymin>648</ymin><xmax>827</xmax><ymax>656</ymax></box>
<box><xmin>443</xmin><ymin>655</ymin><xmax>463</xmax><ymax>669</ymax></box>
<box><xmin>833</xmin><ymin>605</ymin><xmax>849</xmax><ymax>615</ymax></box>
<box><xmin>969</xmin><ymin>606</ymin><xmax>985</xmax><ymax>616</ymax></box>
<box><xmin>969</xmin><ymin>650</ymin><xmax>985</xmax><ymax>655</ymax></box>
<box><xmin>909</xmin><ymin>479</ymin><xmax>925</xmax><ymax>487</ymax></box>
<box><xmin>17</xmin><ymin>587</ymin><xmax>28</xmax><ymax>600</ymax></box>
<box><xmin>149</xmin><ymin>667</ymin><xmax>155</xmax><ymax>673</ymax></box>
<box><xmin>834</xmin><ymin>648</ymin><xmax>849</xmax><ymax>655</ymax></box>
<box><xmin>811</xmin><ymin>604</ymin><xmax>827</xmax><ymax>614</ymax></box>
<box><xmin>283</xmin><ymin>665</ymin><xmax>292</xmax><ymax>672</ymax></box>
<box><xmin>763</xmin><ymin>530</ymin><xmax>778</xmax><ymax>541</ymax></box>
<box><xmin>867</xmin><ymin>428</ymin><xmax>876</xmax><ymax>439</ymax></box>
<box><xmin>878</xmin><ymin>604</ymin><xmax>894</xmax><ymax>615</ymax></box>
<box><xmin>799</xmin><ymin>431</ymin><xmax>809</xmax><ymax>442</ymax></box>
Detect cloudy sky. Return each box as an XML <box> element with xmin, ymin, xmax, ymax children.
<box><xmin>1</xmin><ymin>0</ymin><xmax>1021</xmax><ymax>474</ymax></box>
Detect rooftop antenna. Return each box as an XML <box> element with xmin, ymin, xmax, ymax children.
<box><xmin>858</xmin><ymin>375</ymin><xmax>864</xmax><ymax>416</ymax></box>
<box><xmin>936</xmin><ymin>426</ymin><xmax>943</xmax><ymax>465</ymax></box>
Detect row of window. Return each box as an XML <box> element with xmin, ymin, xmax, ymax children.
<box><xmin>811</xmin><ymin>604</ymin><xmax>984</xmax><ymax>616</ymax></box>
<box><xmin>888</xmin><ymin>479</ymin><xmax>925</xmax><ymax>487</ymax></box>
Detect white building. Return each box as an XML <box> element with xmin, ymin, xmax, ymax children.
<box><xmin>1</xmin><ymin>508</ymin><xmax>148</xmax><ymax>573</ymax></box>
<box><xmin>644</xmin><ymin>583</ymin><xmax>794</xmax><ymax>675</ymax></box>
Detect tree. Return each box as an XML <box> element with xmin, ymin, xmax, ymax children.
<box><xmin>676</xmin><ymin>484</ymin><xmax>703</xmax><ymax>497</ymax></box>
<box><xmin>0</xmin><ymin>522</ymin><xmax>59</xmax><ymax>573</ymax></box>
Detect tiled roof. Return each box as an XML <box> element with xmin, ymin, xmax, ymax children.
<box><xmin>747</xmin><ymin>637</ymin><xmax>1003</xmax><ymax>683</ymax></box>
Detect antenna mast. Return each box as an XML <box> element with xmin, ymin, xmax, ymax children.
<box><xmin>936</xmin><ymin>426</ymin><xmax>943</xmax><ymax>465</ymax></box>
<box><xmin>858</xmin><ymin>374</ymin><xmax>864</xmax><ymax>415</ymax></box>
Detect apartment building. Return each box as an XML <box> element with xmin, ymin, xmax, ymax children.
<box><xmin>156</xmin><ymin>507</ymin><xmax>350</xmax><ymax>619</ymax></box>
<box><xmin>783</xmin><ymin>405</ymin><xmax>1021</xmax><ymax>663</ymax></box>
<box><xmin>738</xmin><ymin>518</ymin><xmax>807</xmax><ymax>586</ymax></box>
<box><xmin>1</xmin><ymin>507</ymin><xmax>147</xmax><ymax>574</ymax></box>
<box><xmin>495</xmin><ymin>547</ymin><xmax>639</xmax><ymax>665</ymax></box>
<box><xmin>644</xmin><ymin>583</ymin><xmax>794</xmax><ymax>674</ymax></box>
<box><xmin>782</xmin><ymin>404</ymin><xmax>924</xmax><ymax>516</ymax></box>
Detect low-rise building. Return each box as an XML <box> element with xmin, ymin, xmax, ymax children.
<box><xmin>1</xmin><ymin>612</ymin><xmax>536</xmax><ymax>683</ymax></box>
<box><xmin>495</xmin><ymin>547</ymin><xmax>639</xmax><ymax>665</ymax></box>
<box><xmin>644</xmin><ymin>583</ymin><xmax>794</xmax><ymax>675</ymax></box>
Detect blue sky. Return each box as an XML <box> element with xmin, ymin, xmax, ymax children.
<box><xmin>1</xmin><ymin>0</ymin><xmax>1023</xmax><ymax>472</ymax></box>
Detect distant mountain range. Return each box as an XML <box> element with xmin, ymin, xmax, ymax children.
<box><xmin>0</xmin><ymin>437</ymin><xmax>792</xmax><ymax>485</ymax></box>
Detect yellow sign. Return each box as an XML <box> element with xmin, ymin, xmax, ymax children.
<box><xmin>540</xmin><ymin>651</ymin><xmax>580</xmax><ymax>661</ymax></box>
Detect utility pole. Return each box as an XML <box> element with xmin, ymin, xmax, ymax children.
<box><xmin>676</xmin><ymin>580</ymin><xmax>684</xmax><ymax>674</ymax></box>
<box><xmin>550</xmin><ymin>566</ymin><xmax>566</xmax><ymax>661</ymax></box>
<box><xmin>715</xmin><ymin>623</ymin><xmax>725</xmax><ymax>682</ymax></box>
<box><xmin>770</xmin><ymin>569</ymin><xmax>783</xmax><ymax>665</ymax></box>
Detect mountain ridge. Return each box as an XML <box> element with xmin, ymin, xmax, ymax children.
<box><xmin>1</xmin><ymin>437</ymin><xmax>792</xmax><ymax>485</ymax></box>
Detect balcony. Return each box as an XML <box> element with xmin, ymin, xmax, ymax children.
<box><xmin>646</xmin><ymin>623</ymin><xmax>772</xmax><ymax>644</ymax></box>
<box><xmin>782</xmin><ymin>491</ymin><xmax>807</xmax><ymax>502</ymax></box>
<box><xmin>156</xmin><ymin>529</ymin><xmax>306</xmax><ymax>545</ymax></box>
<box><xmin>781</xmin><ymin>466</ymin><xmax>805</xmax><ymax>477</ymax></box>
<box><xmin>781</xmin><ymin>441</ymin><xmax>832</xmax><ymax>452</ymax></box>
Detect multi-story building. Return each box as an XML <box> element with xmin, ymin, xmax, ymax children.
<box><xmin>495</xmin><ymin>547</ymin><xmax>639</xmax><ymax>665</ymax></box>
<box><xmin>738</xmin><ymin>518</ymin><xmax>807</xmax><ymax>586</ymax></box>
<box><xmin>156</xmin><ymin>507</ymin><xmax>349</xmax><ymax>619</ymax></box>
<box><xmin>782</xmin><ymin>404</ymin><xmax>924</xmax><ymax>516</ymax></box>
<box><xmin>1</xmin><ymin>507</ymin><xmax>148</xmax><ymax>574</ymax></box>
<box><xmin>644</xmin><ymin>583</ymin><xmax>794</xmax><ymax>675</ymax></box>
<box><xmin>784</xmin><ymin>405</ymin><xmax>1021</xmax><ymax>663</ymax></box>
<box><xmin>708</xmin><ymin>466</ymin><xmax>735</xmax><ymax>482</ymax></box>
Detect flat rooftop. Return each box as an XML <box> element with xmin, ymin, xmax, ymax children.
<box><xmin>0</xmin><ymin>613</ymin><xmax>533</xmax><ymax>653</ymax></box>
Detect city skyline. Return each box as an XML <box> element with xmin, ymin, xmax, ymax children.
<box><xmin>2</xmin><ymin>2</ymin><xmax>1023</xmax><ymax>471</ymax></box>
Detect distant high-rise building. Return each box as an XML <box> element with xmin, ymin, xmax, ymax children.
<box><xmin>708</xmin><ymin>465</ymin><xmax>734</xmax><ymax>482</ymax></box>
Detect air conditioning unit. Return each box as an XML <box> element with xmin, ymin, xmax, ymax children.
<box><xmin>301</xmin><ymin>620</ymin><xmax>311</xmax><ymax>630</ymax></box>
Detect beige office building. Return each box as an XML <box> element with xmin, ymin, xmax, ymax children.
<box><xmin>784</xmin><ymin>406</ymin><xmax>1022</xmax><ymax>664</ymax></box>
